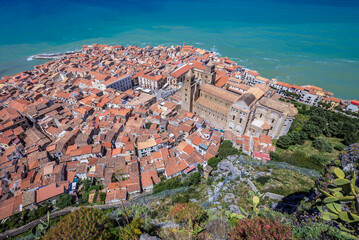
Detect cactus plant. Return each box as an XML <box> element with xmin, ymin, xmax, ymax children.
<box><xmin>30</xmin><ymin>211</ymin><xmax>51</xmax><ymax>239</ymax></box>
<box><xmin>225</xmin><ymin>190</ymin><xmax>266</xmax><ymax>224</ymax></box>
<box><xmin>316</xmin><ymin>167</ymin><xmax>359</xmax><ymax>234</ymax></box>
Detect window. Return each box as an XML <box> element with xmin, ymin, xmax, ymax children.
<box><xmin>232</xmin><ymin>115</ymin><xmax>235</xmax><ymax>120</ymax></box>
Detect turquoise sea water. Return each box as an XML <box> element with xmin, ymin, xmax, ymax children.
<box><xmin>0</xmin><ymin>0</ymin><xmax>358</xmax><ymax>99</ymax></box>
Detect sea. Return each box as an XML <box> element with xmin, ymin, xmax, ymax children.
<box><xmin>0</xmin><ymin>0</ymin><xmax>358</xmax><ymax>99</ymax></box>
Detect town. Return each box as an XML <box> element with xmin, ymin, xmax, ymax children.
<box><xmin>0</xmin><ymin>43</ymin><xmax>358</xmax><ymax>222</ymax></box>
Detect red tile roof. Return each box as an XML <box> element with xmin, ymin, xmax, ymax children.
<box><xmin>36</xmin><ymin>183</ymin><xmax>65</xmax><ymax>203</ymax></box>
<box><xmin>170</xmin><ymin>64</ymin><xmax>193</xmax><ymax>78</ymax></box>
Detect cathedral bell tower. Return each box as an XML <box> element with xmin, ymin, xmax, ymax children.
<box><xmin>181</xmin><ymin>69</ymin><xmax>199</xmax><ymax>112</ymax></box>
<box><xmin>203</xmin><ymin>58</ymin><xmax>216</xmax><ymax>85</ymax></box>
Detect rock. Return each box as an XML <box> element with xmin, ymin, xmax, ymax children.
<box><xmin>210</xmin><ymin>207</ymin><xmax>218</xmax><ymax>212</ymax></box>
<box><xmin>140</xmin><ymin>233</ymin><xmax>161</xmax><ymax>240</ymax></box>
<box><xmin>228</xmin><ymin>155</ymin><xmax>237</xmax><ymax>161</ymax></box>
<box><xmin>224</xmin><ymin>193</ymin><xmax>235</xmax><ymax>202</ymax></box>
<box><xmin>190</xmin><ymin>198</ymin><xmax>197</xmax><ymax>203</ymax></box>
<box><xmin>263</xmin><ymin>192</ymin><xmax>284</xmax><ymax>201</ymax></box>
<box><xmin>156</xmin><ymin>221</ymin><xmax>179</xmax><ymax>229</ymax></box>
<box><xmin>246</xmin><ymin>179</ymin><xmax>259</xmax><ymax>193</ymax></box>
<box><xmin>341</xmin><ymin>143</ymin><xmax>359</xmax><ymax>173</ymax></box>
<box><xmin>229</xmin><ymin>204</ymin><xmax>240</xmax><ymax>214</ymax></box>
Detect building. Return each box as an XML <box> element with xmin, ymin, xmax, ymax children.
<box><xmin>347</xmin><ymin>100</ymin><xmax>359</xmax><ymax>113</ymax></box>
<box><xmin>167</xmin><ymin>64</ymin><xmax>193</xmax><ymax>88</ymax></box>
<box><xmin>137</xmin><ymin>138</ymin><xmax>159</xmax><ymax>157</ymax></box>
<box><xmin>181</xmin><ymin>66</ymin><xmax>297</xmax><ymax>139</ymax></box>
<box><xmin>138</xmin><ymin>72</ymin><xmax>166</xmax><ymax>90</ymax></box>
<box><xmin>104</xmin><ymin>73</ymin><xmax>133</xmax><ymax>92</ymax></box>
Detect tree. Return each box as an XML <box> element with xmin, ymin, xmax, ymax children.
<box><xmin>99</xmin><ymin>192</ymin><xmax>107</xmax><ymax>203</ymax></box>
<box><xmin>309</xmin><ymin>116</ymin><xmax>327</xmax><ymax>130</ymax></box>
<box><xmin>81</xmin><ymin>179</ymin><xmax>92</xmax><ymax>192</ymax></box>
<box><xmin>276</xmin><ymin>135</ymin><xmax>293</xmax><ymax>149</ymax></box>
<box><xmin>341</xmin><ymin>122</ymin><xmax>358</xmax><ymax>138</ymax></box>
<box><xmin>269</xmin><ymin>151</ymin><xmax>281</xmax><ymax>161</ymax></box>
<box><xmin>43</xmin><ymin>208</ymin><xmax>112</xmax><ymax>240</ymax></box>
<box><xmin>217</xmin><ymin>140</ymin><xmax>240</xmax><ymax>159</ymax></box>
<box><xmin>309</xmin><ymin>154</ymin><xmax>331</xmax><ymax>167</ymax></box>
<box><xmin>182</xmin><ymin>172</ymin><xmax>201</xmax><ymax>186</ymax></box>
<box><xmin>301</xmin><ymin>124</ymin><xmax>321</xmax><ymax>139</ymax></box>
<box><xmin>56</xmin><ymin>194</ymin><xmax>73</xmax><ymax>209</ymax></box>
<box><xmin>197</xmin><ymin>164</ymin><xmax>203</xmax><ymax>173</ymax></box>
<box><xmin>207</xmin><ymin>157</ymin><xmax>221</xmax><ymax>169</ymax></box>
<box><xmin>309</xmin><ymin>107</ymin><xmax>326</xmax><ymax>118</ymax></box>
<box><xmin>343</xmin><ymin>133</ymin><xmax>358</xmax><ymax>146</ymax></box>
<box><xmin>312</xmin><ymin>138</ymin><xmax>333</xmax><ymax>153</ymax></box>
<box><xmin>325</xmin><ymin>122</ymin><xmax>342</xmax><ymax>137</ymax></box>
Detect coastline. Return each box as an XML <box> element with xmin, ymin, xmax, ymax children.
<box><xmin>0</xmin><ymin>43</ymin><xmax>355</xmax><ymax>103</ymax></box>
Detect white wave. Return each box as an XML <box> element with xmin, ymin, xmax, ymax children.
<box><xmin>209</xmin><ymin>46</ymin><xmax>221</xmax><ymax>56</ymax></box>
<box><xmin>235</xmin><ymin>58</ymin><xmax>248</xmax><ymax>63</ymax></box>
<box><xmin>335</xmin><ymin>59</ymin><xmax>358</xmax><ymax>63</ymax></box>
<box><xmin>263</xmin><ymin>57</ymin><xmax>279</xmax><ymax>61</ymax></box>
<box><xmin>315</xmin><ymin>61</ymin><xmax>330</xmax><ymax>64</ymax></box>
<box><xmin>27</xmin><ymin>56</ymin><xmax>34</xmax><ymax>61</ymax></box>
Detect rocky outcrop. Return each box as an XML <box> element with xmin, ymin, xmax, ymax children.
<box><xmin>341</xmin><ymin>143</ymin><xmax>359</xmax><ymax>173</ymax></box>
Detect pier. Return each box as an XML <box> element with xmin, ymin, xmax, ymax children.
<box><xmin>29</xmin><ymin>50</ymin><xmax>81</xmax><ymax>60</ymax></box>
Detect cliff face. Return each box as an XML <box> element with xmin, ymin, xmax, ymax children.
<box><xmin>341</xmin><ymin>143</ymin><xmax>359</xmax><ymax>173</ymax></box>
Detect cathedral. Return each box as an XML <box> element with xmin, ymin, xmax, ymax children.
<box><xmin>181</xmin><ymin>60</ymin><xmax>297</xmax><ymax>139</ymax></box>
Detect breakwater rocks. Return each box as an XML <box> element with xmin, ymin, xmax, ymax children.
<box><xmin>27</xmin><ymin>50</ymin><xmax>81</xmax><ymax>61</ymax></box>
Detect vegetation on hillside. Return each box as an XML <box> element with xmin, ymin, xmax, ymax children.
<box><xmin>43</xmin><ymin>208</ymin><xmax>112</xmax><ymax>240</ymax></box>
<box><xmin>208</xmin><ymin>140</ymin><xmax>240</xmax><ymax>169</ymax></box>
<box><xmin>273</xmin><ymin>105</ymin><xmax>359</xmax><ymax>172</ymax></box>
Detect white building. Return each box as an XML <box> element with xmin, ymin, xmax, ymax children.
<box><xmin>347</xmin><ymin>100</ymin><xmax>359</xmax><ymax>113</ymax></box>
<box><xmin>104</xmin><ymin>73</ymin><xmax>133</xmax><ymax>91</ymax></box>
<box><xmin>137</xmin><ymin>139</ymin><xmax>159</xmax><ymax>157</ymax></box>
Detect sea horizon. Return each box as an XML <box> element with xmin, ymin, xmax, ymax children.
<box><xmin>0</xmin><ymin>0</ymin><xmax>358</xmax><ymax>99</ymax></box>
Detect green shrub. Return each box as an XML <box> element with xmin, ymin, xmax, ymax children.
<box><xmin>182</xmin><ymin>172</ymin><xmax>201</xmax><ymax>186</ymax></box>
<box><xmin>208</xmin><ymin>157</ymin><xmax>221</xmax><ymax>169</ymax></box>
<box><xmin>153</xmin><ymin>177</ymin><xmax>182</xmax><ymax>194</ymax></box>
<box><xmin>292</xmin><ymin>222</ymin><xmax>357</xmax><ymax>240</ymax></box>
<box><xmin>256</xmin><ymin>176</ymin><xmax>271</xmax><ymax>185</ymax></box>
<box><xmin>206</xmin><ymin>177</ymin><xmax>214</xmax><ymax>186</ymax></box>
<box><xmin>277</xmin><ymin>135</ymin><xmax>293</xmax><ymax>149</ymax></box>
<box><xmin>312</xmin><ymin>138</ymin><xmax>333</xmax><ymax>153</ymax></box>
<box><xmin>56</xmin><ymin>194</ymin><xmax>73</xmax><ymax>209</ymax></box>
<box><xmin>88</xmin><ymin>185</ymin><xmax>103</xmax><ymax>191</ymax></box>
<box><xmin>334</xmin><ymin>143</ymin><xmax>345</xmax><ymax>151</ymax></box>
<box><xmin>217</xmin><ymin>140</ymin><xmax>240</xmax><ymax>159</ymax></box>
<box><xmin>43</xmin><ymin>208</ymin><xmax>112</xmax><ymax>240</ymax></box>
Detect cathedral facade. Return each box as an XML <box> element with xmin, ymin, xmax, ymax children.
<box><xmin>181</xmin><ymin>60</ymin><xmax>297</xmax><ymax>139</ymax></box>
